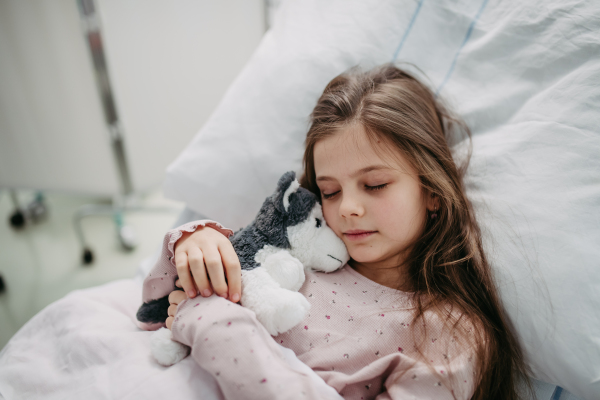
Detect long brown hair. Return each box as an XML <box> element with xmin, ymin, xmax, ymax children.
<box><xmin>300</xmin><ymin>64</ymin><xmax>530</xmax><ymax>399</ymax></box>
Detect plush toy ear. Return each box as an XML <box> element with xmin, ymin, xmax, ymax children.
<box><xmin>274</xmin><ymin>171</ymin><xmax>299</xmax><ymax>213</ymax></box>
<box><xmin>254</xmin><ymin>171</ymin><xmax>297</xmax><ymax>249</ymax></box>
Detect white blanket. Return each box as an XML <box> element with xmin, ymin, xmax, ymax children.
<box><xmin>0</xmin><ymin>279</ymin><xmax>340</xmax><ymax>400</ymax></box>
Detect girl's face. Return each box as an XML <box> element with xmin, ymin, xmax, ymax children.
<box><xmin>314</xmin><ymin>124</ymin><xmax>436</xmax><ymax>272</ymax></box>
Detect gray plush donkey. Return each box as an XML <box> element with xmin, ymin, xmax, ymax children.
<box><xmin>140</xmin><ymin>171</ymin><xmax>349</xmax><ymax>366</ymax></box>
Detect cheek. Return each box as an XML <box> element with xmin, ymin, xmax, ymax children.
<box><xmin>375</xmin><ymin>193</ymin><xmax>426</xmax><ymax>234</ymax></box>
<box><xmin>321</xmin><ymin>203</ymin><xmax>338</xmax><ymax>231</ymax></box>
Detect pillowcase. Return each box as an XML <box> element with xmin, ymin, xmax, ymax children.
<box><xmin>164</xmin><ymin>0</ymin><xmax>600</xmax><ymax>398</ymax></box>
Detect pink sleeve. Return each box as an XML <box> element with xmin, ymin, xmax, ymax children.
<box><xmin>376</xmin><ymin>338</ymin><xmax>476</xmax><ymax>400</ymax></box>
<box><xmin>140</xmin><ymin>220</ymin><xmax>234</xmax><ymax>327</ymax></box>
<box><xmin>171</xmin><ymin>295</ymin><xmax>340</xmax><ymax>400</ymax></box>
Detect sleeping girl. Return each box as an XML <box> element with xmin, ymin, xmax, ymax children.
<box><xmin>140</xmin><ymin>64</ymin><xmax>530</xmax><ymax>399</ymax></box>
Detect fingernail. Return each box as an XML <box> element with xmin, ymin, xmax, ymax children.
<box><xmin>232</xmin><ymin>293</ymin><xmax>240</xmax><ymax>302</ymax></box>
<box><xmin>187</xmin><ymin>290</ymin><xmax>196</xmax><ymax>298</ymax></box>
<box><xmin>202</xmin><ymin>289</ymin><xmax>211</xmax><ymax>297</ymax></box>
<box><xmin>218</xmin><ymin>292</ymin><xmax>228</xmax><ymax>298</ymax></box>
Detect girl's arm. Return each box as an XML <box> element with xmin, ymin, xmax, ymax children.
<box><xmin>375</xmin><ymin>337</ymin><xmax>476</xmax><ymax>400</ymax></box>
<box><xmin>141</xmin><ymin>220</ymin><xmax>238</xmax><ymax>321</ymax></box>
<box><xmin>170</xmin><ymin>293</ymin><xmax>342</xmax><ymax>400</ymax></box>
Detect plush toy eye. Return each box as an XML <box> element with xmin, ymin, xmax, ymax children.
<box><xmin>315</xmin><ymin>218</ymin><xmax>322</xmax><ymax>228</ymax></box>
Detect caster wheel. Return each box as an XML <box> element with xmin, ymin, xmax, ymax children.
<box><xmin>9</xmin><ymin>209</ymin><xmax>26</xmax><ymax>229</ymax></box>
<box><xmin>0</xmin><ymin>275</ymin><xmax>5</xmax><ymax>293</ymax></box>
<box><xmin>83</xmin><ymin>248</ymin><xmax>94</xmax><ymax>265</ymax></box>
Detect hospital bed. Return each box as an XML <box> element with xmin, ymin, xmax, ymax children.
<box><xmin>0</xmin><ymin>0</ymin><xmax>598</xmax><ymax>398</ymax></box>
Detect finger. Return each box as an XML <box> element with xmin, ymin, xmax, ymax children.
<box><xmin>169</xmin><ymin>290</ymin><xmax>188</xmax><ymax>305</ymax></box>
<box><xmin>203</xmin><ymin>247</ymin><xmax>228</xmax><ymax>298</ymax></box>
<box><xmin>219</xmin><ymin>243</ymin><xmax>242</xmax><ymax>302</ymax></box>
<box><xmin>166</xmin><ymin>316</ymin><xmax>174</xmax><ymax>330</ymax></box>
<box><xmin>175</xmin><ymin>279</ymin><xmax>182</xmax><ymax>288</ymax></box>
<box><xmin>188</xmin><ymin>247</ymin><xmax>212</xmax><ymax>297</ymax></box>
<box><xmin>175</xmin><ymin>251</ymin><xmax>197</xmax><ymax>298</ymax></box>
<box><xmin>168</xmin><ymin>304</ymin><xmax>178</xmax><ymax>317</ymax></box>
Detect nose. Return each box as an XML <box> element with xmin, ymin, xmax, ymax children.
<box><xmin>339</xmin><ymin>193</ymin><xmax>364</xmax><ymax>218</ymax></box>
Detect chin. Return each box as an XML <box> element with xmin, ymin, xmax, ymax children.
<box><xmin>348</xmin><ymin>249</ymin><xmax>380</xmax><ymax>264</ymax></box>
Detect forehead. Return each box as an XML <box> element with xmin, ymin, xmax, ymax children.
<box><xmin>313</xmin><ymin>124</ymin><xmax>415</xmax><ymax>179</ymax></box>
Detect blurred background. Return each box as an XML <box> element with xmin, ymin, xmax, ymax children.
<box><xmin>0</xmin><ymin>0</ymin><xmax>276</xmax><ymax>349</ymax></box>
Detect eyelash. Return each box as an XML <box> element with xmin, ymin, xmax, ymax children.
<box><xmin>322</xmin><ymin>183</ymin><xmax>388</xmax><ymax>199</ymax></box>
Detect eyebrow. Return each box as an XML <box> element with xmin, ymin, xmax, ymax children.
<box><xmin>316</xmin><ymin>165</ymin><xmax>392</xmax><ymax>182</ymax></box>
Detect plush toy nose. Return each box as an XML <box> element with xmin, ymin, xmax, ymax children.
<box><xmin>312</xmin><ymin>228</ymin><xmax>349</xmax><ymax>273</ymax></box>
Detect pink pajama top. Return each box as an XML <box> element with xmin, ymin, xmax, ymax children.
<box><xmin>141</xmin><ymin>220</ymin><xmax>477</xmax><ymax>400</ymax></box>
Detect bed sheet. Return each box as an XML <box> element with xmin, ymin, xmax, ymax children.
<box><xmin>0</xmin><ymin>279</ymin><xmax>340</xmax><ymax>400</ymax></box>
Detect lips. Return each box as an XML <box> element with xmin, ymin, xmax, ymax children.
<box><xmin>343</xmin><ymin>230</ymin><xmax>377</xmax><ymax>241</ymax></box>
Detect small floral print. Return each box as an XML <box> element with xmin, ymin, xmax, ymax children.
<box><xmin>398</xmin><ymin>347</ymin><xmax>403</xmax><ymax>353</ymax></box>
<box><xmin>304</xmin><ymin>325</ymin><xmax>308</xmax><ymax>330</ymax></box>
<box><xmin>375</xmin><ymin>351</ymin><xmax>380</xmax><ymax>356</ymax></box>
<box><xmin>332</xmin><ymin>291</ymin><xmax>337</xmax><ymax>294</ymax></box>
<box><xmin>204</xmin><ymin>337</ymin><xmax>208</xmax><ymax>341</ymax></box>
<box><xmin>354</xmin><ymin>282</ymin><xmax>357</xmax><ymax>284</ymax></box>
<box><xmin>365</xmin><ymin>384</ymin><xmax>371</xmax><ymax>389</ymax></box>
<box><xmin>227</xmin><ymin>321</ymin><xmax>232</xmax><ymax>326</ymax></box>
<box><xmin>412</xmin><ymin>374</ymin><xmax>418</xmax><ymax>380</ymax></box>
<box><xmin>212</xmin><ymin>356</ymin><xmax>215</xmax><ymax>360</ymax></box>
<box><xmin>348</xmin><ymin>316</ymin><xmax>354</xmax><ymax>321</ymax></box>
<box><xmin>260</xmin><ymin>378</ymin><xmax>267</xmax><ymax>383</ymax></box>
<box><xmin>311</xmin><ymin>280</ymin><xmax>317</xmax><ymax>283</ymax></box>
<box><xmin>434</xmin><ymin>382</ymin><xmax>442</xmax><ymax>387</ymax></box>
<box><xmin>308</xmin><ymin>294</ymin><xmax>313</xmax><ymax>297</ymax></box>
<box><xmin>194</xmin><ymin>303</ymin><xmax>199</xmax><ymax>307</ymax></box>
<box><xmin>280</xmin><ymin>340</ymin><xmax>283</xmax><ymax>343</ymax></box>
<box><xmin>440</xmin><ymin>370</ymin><xmax>445</xmax><ymax>374</ymax></box>
<box><xmin>330</xmin><ymin>300</ymin><xmax>336</xmax><ymax>304</ymax></box>
<box><xmin>362</xmin><ymin>291</ymin><xmax>368</xmax><ymax>294</ymax></box>
<box><xmin>326</xmin><ymin>315</ymin><xmax>331</xmax><ymax>319</ymax></box>
<box><xmin>216</xmin><ymin>372</ymin><xmax>220</xmax><ymax>376</ymax></box>
<box><xmin>343</xmin><ymin>354</ymin><xmax>350</xmax><ymax>359</ymax></box>
<box><xmin>380</xmin><ymin>313</ymin><xmax>385</xmax><ymax>317</ymax></box>
<box><xmin>198</xmin><ymin>316</ymin><xmax>202</xmax><ymax>320</ymax></box>
<box><xmin>233</xmin><ymin>358</ymin><xmax>238</xmax><ymax>364</ymax></box>
<box><xmin>431</xmin><ymin>338</ymin><xmax>437</xmax><ymax>343</ymax></box>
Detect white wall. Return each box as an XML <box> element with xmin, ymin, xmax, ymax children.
<box><xmin>0</xmin><ymin>0</ymin><xmax>265</xmax><ymax>195</ymax></box>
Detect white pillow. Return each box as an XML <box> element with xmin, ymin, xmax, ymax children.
<box><xmin>164</xmin><ymin>0</ymin><xmax>600</xmax><ymax>398</ymax></box>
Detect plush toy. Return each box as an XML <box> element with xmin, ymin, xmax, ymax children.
<box><xmin>136</xmin><ymin>171</ymin><xmax>349</xmax><ymax>366</ymax></box>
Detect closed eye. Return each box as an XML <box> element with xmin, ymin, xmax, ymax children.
<box><xmin>322</xmin><ymin>191</ymin><xmax>339</xmax><ymax>200</ymax></box>
<box><xmin>365</xmin><ymin>183</ymin><xmax>388</xmax><ymax>191</ymax></box>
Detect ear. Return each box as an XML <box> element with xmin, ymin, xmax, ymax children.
<box><xmin>282</xmin><ymin>180</ymin><xmax>301</xmax><ymax>211</ymax></box>
<box><xmin>274</xmin><ymin>171</ymin><xmax>299</xmax><ymax>213</ymax></box>
<box><xmin>426</xmin><ymin>191</ymin><xmax>440</xmax><ymax>212</ymax></box>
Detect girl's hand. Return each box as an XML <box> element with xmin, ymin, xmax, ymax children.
<box><xmin>174</xmin><ymin>226</ymin><xmax>241</xmax><ymax>302</ymax></box>
<box><xmin>165</xmin><ymin>287</ymin><xmax>187</xmax><ymax>330</ymax></box>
